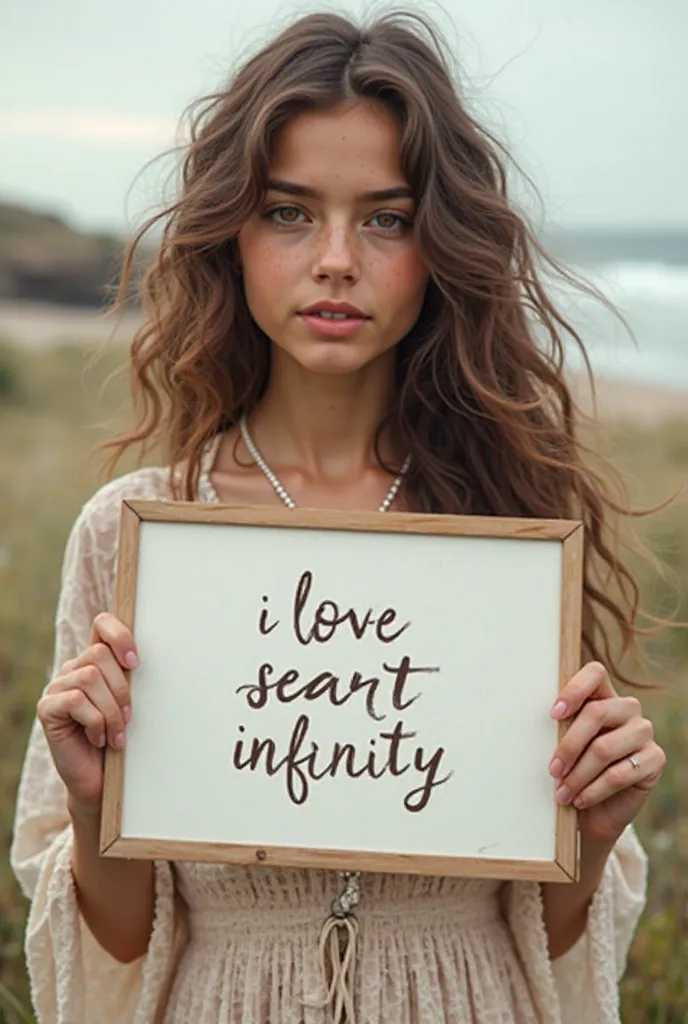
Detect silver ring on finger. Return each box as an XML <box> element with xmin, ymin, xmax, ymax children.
<box><xmin>627</xmin><ymin>754</ymin><xmax>640</xmax><ymax>770</ymax></box>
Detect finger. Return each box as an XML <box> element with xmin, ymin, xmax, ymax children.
<box><xmin>551</xmin><ymin>662</ymin><xmax>616</xmax><ymax>720</ymax></box>
<box><xmin>72</xmin><ymin>642</ymin><xmax>132</xmax><ymax>722</ymax></box>
<box><xmin>570</xmin><ymin>742</ymin><xmax>667</xmax><ymax>810</ymax></box>
<box><xmin>39</xmin><ymin>689</ymin><xmax>107</xmax><ymax>749</ymax></box>
<box><xmin>91</xmin><ymin>612</ymin><xmax>139</xmax><ymax>672</ymax></box>
<box><xmin>554</xmin><ymin>717</ymin><xmax>652</xmax><ymax>805</ymax></box>
<box><xmin>549</xmin><ymin>696</ymin><xmax>642</xmax><ymax>778</ymax></box>
<box><xmin>48</xmin><ymin>667</ymin><xmax>126</xmax><ymax>749</ymax></box>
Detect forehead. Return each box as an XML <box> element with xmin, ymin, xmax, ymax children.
<box><xmin>268</xmin><ymin>101</ymin><xmax>408</xmax><ymax>194</ymax></box>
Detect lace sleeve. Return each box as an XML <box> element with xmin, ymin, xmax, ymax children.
<box><xmin>549</xmin><ymin>826</ymin><xmax>647</xmax><ymax>1023</ymax></box>
<box><xmin>11</xmin><ymin>481</ymin><xmax>184</xmax><ymax>1023</ymax></box>
<box><xmin>503</xmin><ymin>825</ymin><xmax>648</xmax><ymax>1023</ymax></box>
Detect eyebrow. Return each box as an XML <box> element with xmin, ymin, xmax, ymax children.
<box><xmin>266</xmin><ymin>178</ymin><xmax>414</xmax><ymax>203</ymax></box>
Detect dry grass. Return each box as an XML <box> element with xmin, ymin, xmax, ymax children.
<box><xmin>0</xmin><ymin>339</ymin><xmax>686</xmax><ymax>1023</ymax></box>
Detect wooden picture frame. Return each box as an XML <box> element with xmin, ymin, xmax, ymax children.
<box><xmin>101</xmin><ymin>501</ymin><xmax>583</xmax><ymax>883</ymax></box>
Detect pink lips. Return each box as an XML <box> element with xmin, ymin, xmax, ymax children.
<box><xmin>298</xmin><ymin>300</ymin><xmax>372</xmax><ymax>339</ymax></box>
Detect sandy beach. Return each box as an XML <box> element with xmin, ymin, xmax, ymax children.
<box><xmin>1</xmin><ymin>299</ymin><xmax>686</xmax><ymax>424</ymax></box>
<box><xmin>568</xmin><ymin>373</ymin><xmax>687</xmax><ymax>423</ymax></box>
<box><xmin>0</xmin><ymin>299</ymin><xmax>142</xmax><ymax>349</ymax></box>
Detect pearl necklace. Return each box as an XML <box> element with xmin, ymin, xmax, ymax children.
<box><xmin>239</xmin><ymin>415</ymin><xmax>410</xmax><ymax>512</ymax></box>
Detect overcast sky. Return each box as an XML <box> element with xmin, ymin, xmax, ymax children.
<box><xmin>1</xmin><ymin>0</ymin><xmax>686</xmax><ymax>233</ymax></box>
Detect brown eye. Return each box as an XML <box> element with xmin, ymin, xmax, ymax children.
<box><xmin>267</xmin><ymin>205</ymin><xmax>305</xmax><ymax>225</ymax></box>
<box><xmin>368</xmin><ymin>212</ymin><xmax>411</xmax><ymax>232</ymax></box>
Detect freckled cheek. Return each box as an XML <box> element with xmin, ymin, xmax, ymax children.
<box><xmin>242</xmin><ymin>240</ymin><xmax>305</xmax><ymax>311</ymax></box>
<box><xmin>373</xmin><ymin>254</ymin><xmax>429</xmax><ymax>317</ymax></box>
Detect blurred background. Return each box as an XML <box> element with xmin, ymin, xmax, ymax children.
<box><xmin>0</xmin><ymin>1</ymin><xmax>686</xmax><ymax>1021</ymax></box>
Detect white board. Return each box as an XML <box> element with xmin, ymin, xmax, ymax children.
<box><xmin>101</xmin><ymin>503</ymin><xmax>582</xmax><ymax>882</ymax></box>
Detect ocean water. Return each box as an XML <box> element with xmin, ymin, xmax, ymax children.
<box><xmin>547</xmin><ymin>231</ymin><xmax>688</xmax><ymax>390</ymax></box>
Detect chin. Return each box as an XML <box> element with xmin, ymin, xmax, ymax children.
<box><xmin>283</xmin><ymin>339</ymin><xmax>390</xmax><ymax>377</ymax></box>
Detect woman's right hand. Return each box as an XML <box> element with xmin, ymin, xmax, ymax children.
<box><xmin>37</xmin><ymin>612</ymin><xmax>139</xmax><ymax>811</ymax></box>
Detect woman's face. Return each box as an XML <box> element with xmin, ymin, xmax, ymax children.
<box><xmin>237</xmin><ymin>100</ymin><xmax>429</xmax><ymax>378</ymax></box>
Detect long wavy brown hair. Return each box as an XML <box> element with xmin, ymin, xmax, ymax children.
<box><xmin>104</xmin><ymin>9</ymin><xmax>656</xmax><ymax>686</ymax></box>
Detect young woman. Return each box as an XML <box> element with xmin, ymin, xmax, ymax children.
<box><xmin>11</xmin><ymin>10</ymin><xmax>665</xmax><ymax>1024</ymax></box>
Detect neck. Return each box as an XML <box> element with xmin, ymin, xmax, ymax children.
<box><xmin>250</xmin><ymin>348</ymin><xmax>400</xmax><ymax>478</ymax></box>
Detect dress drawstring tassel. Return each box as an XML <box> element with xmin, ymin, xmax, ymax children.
<box><xmin>304</xmin><ymin>871</ymin><xmax>361</xmax><ymax>1024</ymax></box>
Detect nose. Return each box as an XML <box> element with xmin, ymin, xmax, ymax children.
<box><xmin>311</xmin><ymin>224</ymin><xmax>360</xmax><ymax>284</ymax></box>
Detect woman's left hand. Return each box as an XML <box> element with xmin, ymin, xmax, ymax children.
<box><xmin>548</xmin><ymin>661</ymin><xmax>666</xmax><ymax>843</ymax></box>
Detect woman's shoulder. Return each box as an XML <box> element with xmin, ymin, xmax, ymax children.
<box><xmin>54</xmin><ymin>466</ymin><xmax>174</xmax><ymax>606</ymax></box>
<box><xmin>73</xmin><ymin>464</ymin><xmax>173</xmax><ymax>546</ymax></box>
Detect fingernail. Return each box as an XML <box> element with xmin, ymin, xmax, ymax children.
<box><xmin>555</xmin><ymin>784</ymin><xmax>571</xmax><ymax>804</ymax></box>
<box><xmin>124</xmin><ymin>650</ymin><xmax>139</xmax><ymax>669</ymax></box>
<box><xmin>123</xmin><ymin>706</ymin><xmax>132</xmax><ymax>724</ymax></box>
<box><xmin>573</xmin><ymin>796</ymin><xmax>585</xmax><ymax>809</ymax></box>
<box><xmin>551</xmin><ymin>700</ymin><xmax>567</xmax><ymax>719</ymax></box>
<box><xmin>549</xmin><ymin>757</ymin><xmax>565</xmax><ymax>779</ymax></box>
<box><xmin>97</xmin><ymin>733</ymin><xmax>106</xmax><ymax>748</ymax></box>
<box><xmin>114</xmin><ymin>732</ymin><xmax>126</xmax><ymax>749</ymax></box>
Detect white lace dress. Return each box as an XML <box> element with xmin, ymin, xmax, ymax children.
<box><xmin>11</xmin><ymin>448</ymin><xmax>648</xmax><ymax>1024</ymax></box>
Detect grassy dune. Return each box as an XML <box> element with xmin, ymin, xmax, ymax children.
<box><xmin>0</xmin><ymin>340</ymin><xmax>686</xmax><ymax>1023</ymax></box>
